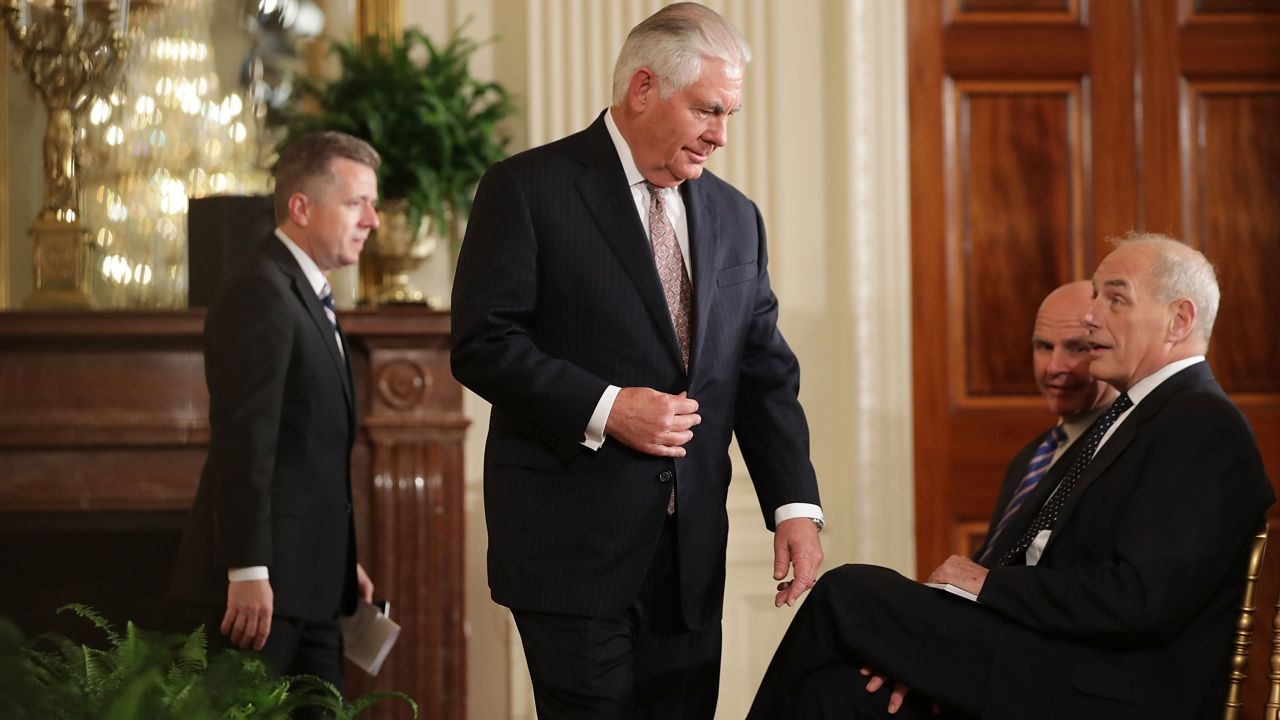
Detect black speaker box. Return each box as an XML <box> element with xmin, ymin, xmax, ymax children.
<box><xmin>187</xmin><ymin>194</ymin><xmax>276</xmax><ymax>307</ymax></box>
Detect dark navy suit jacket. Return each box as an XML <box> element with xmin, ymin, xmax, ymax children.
<box><xmin>451</xmin><ymin>113</ymin><xmax>821</xmax><ymax>628</ymax></box>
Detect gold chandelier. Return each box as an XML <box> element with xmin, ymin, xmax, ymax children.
<box><xmin>2</xmin><ymin>0</ymin><xmax>130</xmax><ymax>308</ymax></box>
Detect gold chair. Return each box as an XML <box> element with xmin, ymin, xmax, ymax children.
<box><xmin>1224</xmin><ymin>529</ymin><xmax>1277</xmax><ymax>719</ymax></box>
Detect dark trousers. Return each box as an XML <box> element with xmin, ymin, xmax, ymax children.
<box><xmin>749</xmin><ymin>564</ymin><xmax>1009</xmax><ymax>720</ymax></box>
<box><xmin>511</xmin><ymin>514</ymin><xmax>722</xmax><ymax>720</ymax></box>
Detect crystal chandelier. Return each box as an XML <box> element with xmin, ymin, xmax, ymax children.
<box><xmin>79</xmin><ymin>0</ymin><xmax>268</xmax><ymax>307</ymax></box>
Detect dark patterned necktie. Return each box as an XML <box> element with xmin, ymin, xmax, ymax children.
<box><xmin>996</xmin><ymin>393</ymin><xmax>1133</xmax><ymax>566</ymax></box>
<box><xmin>978</xmin><ymin>425</ymin><xmax>1067</xmax><ymax>564</ymax></box>
<box><xmin>320</xmin><ymin>282</ymin><xmax>344</xmax><ymax>357</ymax></box>
<box><xmin>645</xmin><ymin>182</ymin><xmax>692</xmax><ymax>371</ymax></box>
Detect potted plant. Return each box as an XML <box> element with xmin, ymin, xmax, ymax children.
<box><xmin>275</xmin><ymin>23</ymin><xmax>516</xmax><ymax>305</ymax></box>
<box><xmin>0</xmin><ymin>604</ymin><xmax>416</xmax><ymax>719</ymax></box>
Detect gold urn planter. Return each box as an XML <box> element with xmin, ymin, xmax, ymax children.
<box><xmin>361</xmin><ymin>199</ymin><xmax>440</xmax><ymax>306</ymax></box>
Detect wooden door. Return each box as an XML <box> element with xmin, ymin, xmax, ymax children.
<box><xmin>909</xmin><ymin>0</ymin><xmax>1280</xmax><ymax>576</ymax></box>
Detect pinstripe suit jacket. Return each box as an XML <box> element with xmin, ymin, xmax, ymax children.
<box><xmin>451</xmin><ymin>112</ymin><xmax>821</xmax><ymax>627</ymax></box>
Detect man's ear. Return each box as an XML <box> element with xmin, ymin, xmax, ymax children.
<box><xmin>626</xmin><ymin>68</ymin><xmax>658</xmax><ymax>111</ymax></box>
<box><xmin>1167</xmin><ymin>298</ymin><xmax>1197</xmax><ymax>343</ymax></box>
<box><xmin>287</xmin><ymin>192</ymin><xmax>310</xmax><ymax>227</ymax></box>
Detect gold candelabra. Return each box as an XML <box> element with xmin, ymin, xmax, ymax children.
<box><xmin>2</xmin><ymin>0</ymin><xmax>129</xmax><ymax>308</ymax></box>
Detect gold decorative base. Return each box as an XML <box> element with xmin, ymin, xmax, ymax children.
<box><xmin>25</xmin><ymin>217</ymin><xmax>91</xmax><ymax>309</ymax></box>
<box><xmin>359</xmin><ymin>200</ymin><xmax>440</xmax><ymax>308</ymax></box>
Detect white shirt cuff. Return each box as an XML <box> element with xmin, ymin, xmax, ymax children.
<box><xmin>228</xmin><ymin>566</ymin><xmax>269</xmax><ymax>582</ymax></box>
<box><xmin>775</xmin><ymin>502</ymin><xmax>825</xmax><ymax>530</ymax></box>
<box><xmin>581</xmin><ymin>385</ymin><xmax>622</xmax><ymax>450</ymax></box>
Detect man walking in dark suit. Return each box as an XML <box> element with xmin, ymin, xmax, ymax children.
<box><xmin>451</xmin><ymin>3</ymin><xmax>823</xmax><ymax>717</ymax></box>
<box><xmin>750</xmin><ymin>234</ymin><xmax>1273</xmax><ymax>719</ymax></box>
<box><xmin>171</xmin><ymin>131</ymin><xmax>380</xmax><ymax>690</ymax></box>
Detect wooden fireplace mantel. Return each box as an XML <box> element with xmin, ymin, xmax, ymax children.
<box><xmin>0</xmin><ymin>308</ymin><xmax>466</xmax><ymax>720</ymax></box>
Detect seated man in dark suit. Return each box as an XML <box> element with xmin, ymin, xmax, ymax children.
<box><xmin>749</xmin><ymin>234</ymin><xmax>1274</xmax><ymax>719</ymax></box>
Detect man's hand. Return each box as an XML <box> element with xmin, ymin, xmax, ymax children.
<box><xmin>356</xmin><ymin>562</ymin><xmax>375</xmax><ymax>603</ymax></box>
<box><xmin>605</xmin><ymin>388</ymin><xmax>700</xmax><ymax>457</ymax></box>
<box><xmin>927</xmin><ymin>555</ymin><xmax>988</xmax><ymax>597</ymax></box>
<box><xmin>773</xmin><ymin>517</ymin><xmax>824</xmax><ymax>607</ymax></box>
<box><xmin>222</xmin><ymin>579</ymin><xmax>273</xmax><ymax>651</ymax></box>
<box><xmin>861</xmin><ymin>667</ymin><xmax>940</xmax><ymax>715</ymax></box>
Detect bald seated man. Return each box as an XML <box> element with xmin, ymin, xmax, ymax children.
<box><xmin>971</xmin><ymin>280</ymin><xmax>1119</xmax><ymax>566</ymax></box>
<box><xmin>750</xmin><ymin>236</ymin><xmax>1273</xmax><ymax>720</ymax></box>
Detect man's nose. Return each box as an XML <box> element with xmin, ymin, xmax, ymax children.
<box><xmin>705</xmin><ymin>116</ymin><xmax>728</xmax><ymax>148</ymax></box>
<box><xmin>1047</xmin><ymin>348</ymin><xmax>1072</xmax><ymax>374</ymax></box>
<box><xmin>1083</xmin><ymin>302</ymin><xmax>1099</xmax><ymax>328</ymax></box>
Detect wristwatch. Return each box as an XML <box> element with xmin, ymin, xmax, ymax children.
<box><xmin>810</xmin><ymin>517</ymin><xmax>824</xmax><ymax>532</ymax></box>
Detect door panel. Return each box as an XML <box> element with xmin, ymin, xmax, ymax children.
<box><xmin>910</xmin><ymin>0</ymin><xmax>1280</xmax><ymax>575</ymax></box>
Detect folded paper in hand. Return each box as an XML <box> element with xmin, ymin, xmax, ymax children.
<box><xmin>340</xmin><ymin>600</ymin><xmax>401</xmax><ymax>675</ymax></box>
<box><xmin>923</xmin><ymin>582</ymin><xmax>979</xmax><ymax>602</ymax></box>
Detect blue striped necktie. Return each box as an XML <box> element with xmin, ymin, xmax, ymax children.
<box><xmin>979</xmin><ymin>425</ymin><xmax>1067</xmax><ymax>563</ymax></box>
<box><xmin>320</xmin><ymin>283</ymin><xmax>338</xmax><ymax>329</ymax></box>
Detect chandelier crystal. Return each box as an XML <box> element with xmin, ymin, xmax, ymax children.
<box><xmin>80</xmin><ymin>0</ymin><xmax>268</xmax><ymax>307</ymax></box>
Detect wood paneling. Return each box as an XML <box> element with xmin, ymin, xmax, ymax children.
<box><xmin>1188</xmin><ymin>0</ymin><xmax>1280</xmax><ymax>20</ymax></box>
<box><xmin>0</xmin><ymin>309</ymin><xmax>467</xmax><ymax>720</ymax></box>
<box><xmin>953</xmin><ymin>85</ymin><xmax>1080</xmax><ymax>399</ymax></box>
<box><xmin>1189</xmin><ymin>86</ymin><xmax>1280</xmax><ymax>394</ymax></box>
<box><xmin>948</xmin><ymin>0</ymin><xmax>1079</xmax><ymax>24</ymax></box>
<box><xmin>910</xmin><ymin>0</ymin><xmax>1134</xmax><ymax>574</ymax></box>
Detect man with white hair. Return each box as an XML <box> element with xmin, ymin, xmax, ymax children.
<box><xmin>750</xmin><ymin>234</ymin><xmax>1272</xmax><ymax>719</ymax></box>
<box><xmin>452</xmin><ymin>3</ymin><xmax>823</xmax><ymax>718</ymax></box>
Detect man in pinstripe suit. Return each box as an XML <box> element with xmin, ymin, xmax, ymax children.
<box><xmin>451</xmin><ymin>4</ymin><xmax>823</xmax><ymax>718</ymax></box>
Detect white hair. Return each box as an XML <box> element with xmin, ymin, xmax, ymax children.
<box><xmin>1115</xmin><ymin>232</ymin><xmax>1220</xmax><ymax>347</ymax></box>
<box><xmin>611</xmin><ymin>2</ymin><xmax>751</xmax><ymax>105</ymax></box>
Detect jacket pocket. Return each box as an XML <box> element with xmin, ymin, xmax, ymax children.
<box><xmin>716</xmin><ymin>260</ymin><xmax>757</xmax><ymax>288</ymax></box>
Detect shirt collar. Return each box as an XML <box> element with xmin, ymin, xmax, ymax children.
<box><xmin>274</xmin><ymin>227</ymin><xmax>328</xmax><ymax>298</ymax></box>
<box><xmin>1126</xmin><ymin>356</ymin><xmax>1206</xmax><ymax>407</ymax></box>
<box><xmin>604</xmin><ymin>108</ymin><xmax>647</xmax><ymax>189</ymax></box>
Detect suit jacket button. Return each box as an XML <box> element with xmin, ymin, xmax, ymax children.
<box><xmin>345</xmin><ymin>502</ymin><xmax>353</xmax><ymax>515</ymax></box>
<box><xmin>658</xmin><ymin>470</ymin><xmax>673</xmax><ymax>483</ymax></box>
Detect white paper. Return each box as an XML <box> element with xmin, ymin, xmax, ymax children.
<box><xmin>339</xmin><ymin>600</ymin><xmax>402</xmax><ymax>676</ymax></box>
<box><xmin>924</xmin><ymin>582</ymin><xmax>979</xmax><ymax>602</ymax></box>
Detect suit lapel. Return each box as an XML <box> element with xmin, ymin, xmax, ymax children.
<box><xmin>574</xmin><ymin>116</ymin><xmax>685</xmax><ymax>370</ymax></box>
<box><xmin>1047</xmin><ymin>363</ymin><xmax>1216</xmax><ymax>545</ymax></box>
<box><xmin>266</xmin><ymin>238</ymin><xmax>354</xmax><ymax>412</ymax></box>
<box><xmin>682</xmin><ymin>177</ymin><xmax>719</xmax><ymax>377</ymax></box>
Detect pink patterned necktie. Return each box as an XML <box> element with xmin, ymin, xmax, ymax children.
<box><xmin>646</xmin><ymin>182</ymin><xmax>692</xmax><ymax>371</ymax></box>
<box><xmin>646</xmin><ymin>182</ymin><xmax>690</xmax><ymax>515</ymax></box>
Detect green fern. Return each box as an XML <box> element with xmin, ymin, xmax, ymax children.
<box><xmin>274</xmin><ymin>19</ymin><xmax>516</xmax><ymax>233</ymax></box>
<box><xmin>0</xmin><ymin>605</ymin><xmax>417</xmax><ymax>719</ymax></box>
